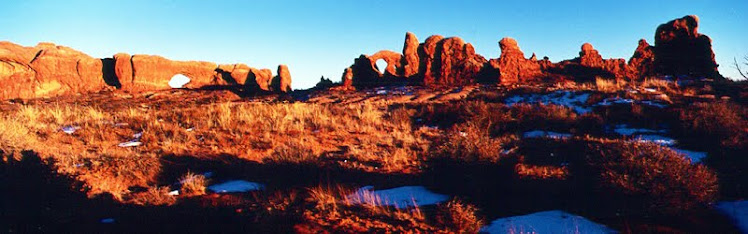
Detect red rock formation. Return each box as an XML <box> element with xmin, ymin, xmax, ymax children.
<box><xmin>0</xmin><ymin>41</ymin><xmax>290</xmax><ymax>100</ymax></box>
<box><xmin>653</xmin><ymin>15</ymin><xmax>721</xmax><ymax>78</ymax></box>
<box><xmin>0</xmin><ymin>42</ymin><xmax>112</xmax><ymax>99</ymax></box>
<box><xmin>113</xmin><ymin>53</ymin><xmax>133</xmax><ymax>84</ymax></box>
<box><xmin>418</xmin><ymin>35</ymin><xmax>445</xmax><ymax>85</ymax></box>
<box><xmin>129</xmin><ymin>55</ymin><xmax>218</xmax><ymax>90</ymax></box>
<box><xmin>276</xmin><ymin>64</ymin><xmax>292</xmax><ymax>92</ymax></box>
<box><xmin>402</xmin><ymin>32</ymin><xmax>420</xmax><ymax>77</ymax></box>
<box><xmin>369</xmin><ymin>50</ymin><xmax>403</xmax><ymax>76</ymax></box>
<box><xmin>433</xmin><ymin>37</ymin><xmax>486</xmax><ymax>86</ymax></box>
<box><xmin>627</xmin><ymin>39</ymin><xmax>655</xmax><ymax>80</ymax></box>
<box><xmin>490</xmin><ymin>37</ymin><xmax>543</xmax><ymax>84</ymax></box>
<box><xmin>342</xmin><ymin>67</ymin><xmax>353</xmax><ymax>88</ymax></box>
<box><xmin>245</xmin><ymin>68</ymin><xmax>273</xmax><ymax>92</ymax></box>
<box><xmin>577</xmin><ymin>43</ymin><xmax>627</xmax><ymax>79</ymax></box>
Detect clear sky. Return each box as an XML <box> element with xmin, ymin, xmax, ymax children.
<box><xmin>2</xmin><ymin>0</ymin><xmax>746</xmax><ymax>88</ymax></box>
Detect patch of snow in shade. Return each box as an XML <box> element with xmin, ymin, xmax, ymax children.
<box><xmin>635</xmin><ymin>134</ymin><xmax>676</xmax><ymax>146</ymax></box>
<box><xmin>613</xmin><ymin>124</ymin><xmax>666</xmax><ymax>136</ymax></box>
<box><xmin>596</xmin><ymin>97</ymin><xmax>668</xmax><ymax>108</ymax></box>
<box><xmin>671</xmin><ymin>148</ymin><xmax>707</xmax><ymax>163</ymax></box>
<box><xmin>61</xmin><ymin>125</ymin><xmax>80</xmax><ymax>134</ymax></box>
<box><xmin>481</xmin><ymin>210</ymin><xmax>615</xmax><ymax>234</ymax></box>
<box><xmin>523</xmin><ymin>130</ymin><xmax>572</xmax><ymax>139</ymax></box>
<box><xmin>715</xmin><ymin>200</ymin><xmax>748</xmax><ymax>233</ymax></box>
<box><xmin>346</xmin><ymin>186</ymin><xmax>449</xmax><ymax>209</ymax></box>
<box><xmin>100</xmin><ymin>218</ymin><xmax>115</xmax><ymax>224</ymax></box>
<box><xmin>505</xmin><ymin>91</ymin><xmax>592</xmax><ymax>114</ymax></box>
<box><xmin>168</xmin><ymin>190</ymin><xmax>179</xmax><ymax>196</ymax></box>
<box><xmin>168</xmin><ymin>74</ymin><xmax>191</xmax><ymax>88</ymax></box>
<box><xmin>376</xmin><ymin>90</ymin><xmax>388</xmax><ymax>95</ymax></box>
<box><xmin>208</xmin><ymin>180</ymin><xmax>264</xmax><ymax>193</ymax></box>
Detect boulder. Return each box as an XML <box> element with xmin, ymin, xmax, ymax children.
<box><xmin>246</xmin><ymin>68</ymin><xmax>273</xmax><ymax>92</ymax></box>
<box><xmin>0</xmin><ymin>42</ymin><xmax>40</xmax><ymax>99</ymax></box>
<box><xmin>342</xmin><ymin>67</ymin><xmax>353</xmax><ymax>89</ymax></box>
<box><xmin>654</xmin><ymin>15</ymin><xmax>721</xmax><ymax>78</ymax></box>
<box><xmin>113</xmin><ymin>53</ymin><xmax>133</xmax><ymax>84</ymax></box>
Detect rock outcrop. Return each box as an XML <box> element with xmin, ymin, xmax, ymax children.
<box><xmin>401</xmin><ymin>32</ymin><xmax>420</xmax><ymax>77</ymax></box>
<box><xmin>0</xmin><ymin>42</ymin><xmax>110</xmax><ymax>99</ymax></box>
<box><xmin>654</xmin><ymin>15</ymin><xmax>720</xmax><ymax>78</ymax></box>
<box><xmin>341</xmin><ymin>15</ymin><xmax>723</xmax><ymax>89</ymax></box>
<box><xmin>488</xmin><ymin>37</ymin><xmax>543</xmax><ymax>84</ymax></box>
<box><xmin>0</xmin><ymin>41</ymin><xmax>291</xmax><ymax>100</ymax></box>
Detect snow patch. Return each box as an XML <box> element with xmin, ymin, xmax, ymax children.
<box><xmin>715</xmin><ymin>200</ymin><xmax>748</xmax><ymax>233</ymax></box>
<box><xmin>634</xmin><ymin>134</ymin><xmax>676</xmax><ymax>146</ymax></box>
<box><xmin>505</xmin><ymin>91</ymin><xmax>592</xmax><ymax>114</ymax></box>
<box><xmin>612</xmin><ymin>125</ymin><xmax>665</xmax><ymax>136</ymax></box>
<box><xmin>523</xmin><ymin>130</ymin><xmax>572</xmax><ymax>139</ymax></box>
<box><xmin>481</xmin><ymin>210</ymin><xmax>615</xmax><ymax>234</ymax></box>
<box><xmin>208</xmin><ymin>180</ymin><xmax>264</xmax><ymax>193</ymax></box>
<box><xmin>61</xmin><ymin>125</ymin><xmax>80</xmax><ymax>134</ymax></box>
<box><xmin>168</xmin><ymin>74</ymin><xmax>191</xmax><ymax>88</ymax></box>
<box><xmin>596</xmin><ymin>97</ymin><xmax>668</xmax><ymax>108</ymax></box>
<box><xmin>671</xmin><ymin>148</ymin><xmax>707</xmax><ymax>163</ymax></box>
<box><xmin>346</xmin><ymin>186</ymin><xmax>449</xmax><ymax>209</ymax></box>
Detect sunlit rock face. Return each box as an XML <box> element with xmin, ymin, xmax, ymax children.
<box><xmin>341</xmin><ymin>15</ymin><xmax>723</xmax><ymax>90</ymax></box>
<box><xmin>0</xmin><ymin>41</ymin><xmax>292</xmax><ymax>100</ymax></box>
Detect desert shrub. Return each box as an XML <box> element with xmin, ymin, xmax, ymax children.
<box><xmin>179</xmin><ymin>172</ymin><xmax>207</xmax><ymax>196</ymax></box>
<box><xmin>586</xmin><ymin>140</ymin><xmax>718</xmax><ymax>213</ymax></box>
<box><xmin>431</xmin><ymin>123</ymin><xmax>515</xmax><ymax>163</ymax></box>
<box><xmin>595</xmin><ymin>77</ymin><xmax>622</xmax><ymax>93</ymax></box>
<box><xmin>676</xmin><ymin>102</ymin><xmax>747</xmax><ymax>148</ymax></box>
<box><xmin>436</xmin><ymin>199</ymin><xmax>483</xmax><ymax>233</ymax></box>
<box><xmin>265</xmin><ymin>142</ymin><xmax>316</xmax><ymax>164</ymax></box>
<box><xmin>129</xmin><ymin>186</ymin><xmax>177</xmax><ymax>206</ymax></box>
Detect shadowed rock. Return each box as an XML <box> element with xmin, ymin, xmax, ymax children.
<box><xmin>654</xmin><ymin>15</ymin><xmax>721</xmax><ymax>78</ymax></box>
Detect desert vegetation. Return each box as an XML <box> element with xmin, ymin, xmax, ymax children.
<box><xmin>1</xmin><ymin>77</ymin><xmax>745</xmax><ymax>232</ymax></box>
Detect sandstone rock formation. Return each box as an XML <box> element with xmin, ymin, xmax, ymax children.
<box><xmin>489</xmin><ymin>37</ymin><xmax>543</xmax><ymax>84</ymax></box>
<box><xmin>276</xmin><ymin>65</ymin><xmax>292</xmax><ymax>92</ymax></box>
<box><xmin>627</xmin><ymin>39</ymin><xmax>655</xmax><ymax>80</ymax></box>
<box><xmin>401</xmin><ymin>32</ymin><xmax>420</xmax><ymax>77</ymax></box>
<box><xmin>654</xmin><ymin>15</ymin><xmax>720</xmax><ymax>78</ymax></box>
<box><xmin>341</xmin><ymin>15</ymin><xmax>722</xmax><ymax>89</ymax></box>
<box><xmin>0</xmin><ymin>41</ymin><xmax>291</xmax><ymax>100</ymax></box>
<box><xmin>0</xmin><ymin>42</ymin><xmax>110</xmax><ymax>100</ymax></box>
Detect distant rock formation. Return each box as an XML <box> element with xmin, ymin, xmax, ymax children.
<box><xmin>341</xmin><ymin>15</ymin><xmax>723</xmax><ymax>89</ymax></box>
<box><xmin>654</xmin><ymin>15</ymin><xmax>720</xmax><ymax>78</ymax></box>
<box><xmin>0</xmin><ymin>42</ymin><xmax>291</xmax><ymax>100</ymax></box>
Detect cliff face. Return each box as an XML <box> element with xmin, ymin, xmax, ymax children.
<box><xmin>0</xmin><ymin>43</ymin><xmax>291</xmax><ymax>100</ymax></box>
<box><xmin>341</xmin><ymin>15</ymin><xmax>723</xmax><ymax>89</ymax></box>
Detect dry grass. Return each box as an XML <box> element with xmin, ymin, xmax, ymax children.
<box><xmin>179</xmin><ymin>172</ymin><xmax>207</xmax><ymax>196</ymax></box>
<box><xmin>595</xmin><ymin>77</ymin><xmax>624</xmax><ymax>93</ymax></box>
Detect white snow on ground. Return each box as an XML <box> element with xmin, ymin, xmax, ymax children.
<box><xmin>596</xmin><ymin>97</ymin><xmax>668</xmax><ymax>108</ymax></box>
<box><xmin>635</xmin><ymin>134</ymin><xmax>677</xmax><ymax>146</ymax></box>
<box><xmin>612</xmin><ymin>124</ymin><xmax>665</xmax><ymax>136</ymax></box>
<box><xmin>523</xmin><ymin>130</ymin><xmax>572</xmax><ymax>139</ymax></box>
<box><xmin>346</xmin><ymin>186</ymin><xmax>449</xmax><ymax>209</ymax></box>
<box><xmin>505</xmin><ymin>91</ymin><xmax>592</xmax><ymax>114</ymax></box>
<box><xmin>481</xmin><ymin>210</ymin><xmax>616</xmax><ymax>234</ymax></box>
<box><xmin>168</xmin><ymin>74</ymin><xmax>191</xmax><ymax>88</ymax></box>
<box><xmin>208</xmin><ymin>180</ymin><xmax>264</xmax><ymax>193</ymax></box>
<box><xmin>715</xmin><ymin>200</ymin><xmax>748</xmax><ymax>233</ymax></box>
<box><xmin>671</xmin><ymin>148</ymin><xmax>707</xmax><ymax>163</ymax></box>
<box><xmin>60</xmin><ymin>125</ymin><xmax>80</xmax><ymax>134</ymax></box>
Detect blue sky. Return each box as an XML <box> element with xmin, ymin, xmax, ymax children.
<box><xmin>2</xmin><ymin>0</ymin><xmax>746</xmax><ymax>88</ymax></box>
